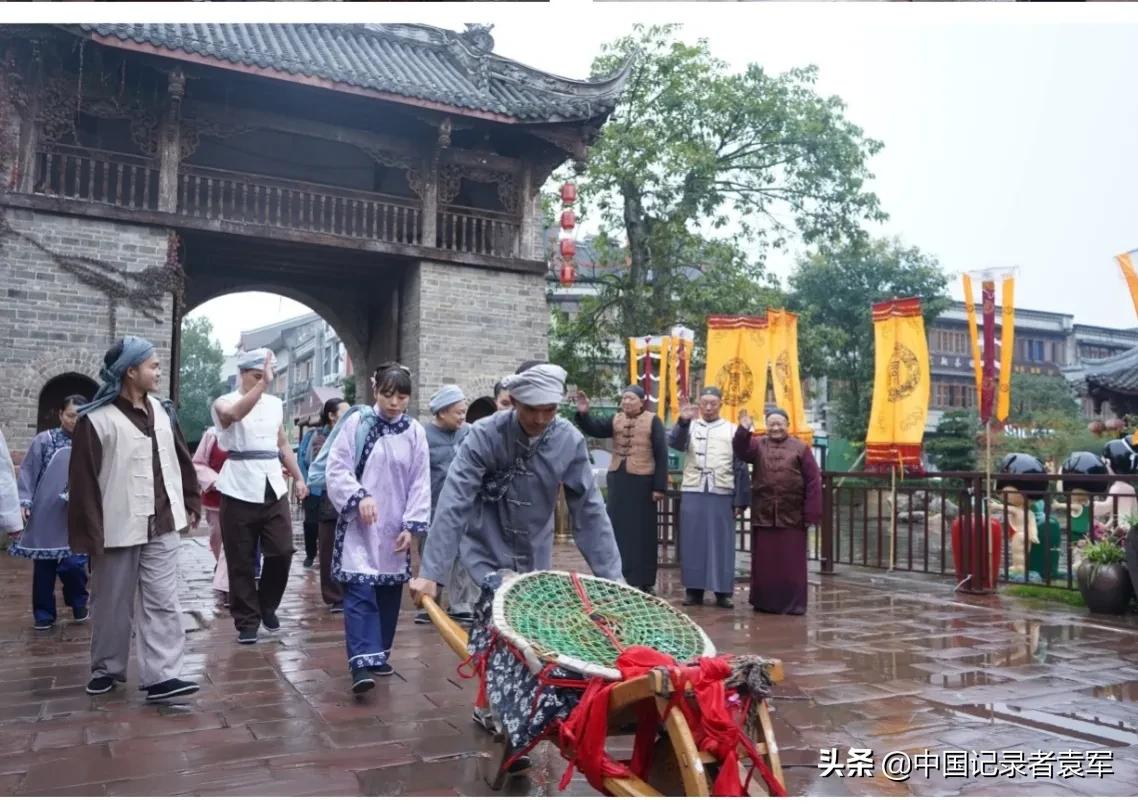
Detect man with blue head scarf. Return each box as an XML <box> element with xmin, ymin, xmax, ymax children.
<box><xmin>68</xmin><ymin>336</ymin><xmax>202</xmax><ymax>702</ymax></box>
<box><xmin>212</xmin><ymin>348</ymin><xmax>309</xmax><ymax>645</ymax></box>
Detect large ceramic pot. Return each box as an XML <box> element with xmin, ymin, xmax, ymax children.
<box><xmin>1076</xmin><ymin>561</ymin><xmax>1134</xmax><ymax>615</ymax></box>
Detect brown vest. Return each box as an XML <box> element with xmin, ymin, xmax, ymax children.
<box><xmin>751</xmin><ymin>436</ymin><xmax>809</xmax><ymax>529</ymax></box>
<box><xmin>610</xmin><ymin>412</ymin><xmax>655</xmax><ymax>476</ymax></box>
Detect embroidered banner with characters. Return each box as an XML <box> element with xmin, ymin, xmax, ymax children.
<box><xmin>865</xmin><ymin>297</ymin><xmax>930</xmax><ymax>471</ymax></box>
<box><xmin>668</xmin><ymin>326</ymin><xmax>694</xmax><ymax>423</ymax></box>
<box><xmin>628</xmin><ymin>335</ymin><xmax>670</xmax><ymax>421</ymax></box>
<box><xmin>765</xmin><ymin>309</ymin><xmax>813</xmax><ymax>445</ymax></box>
<box><xmin>962</xmin><ymin>270</ymin><xmax>1016</xmax><ymax>425</ymax></box>
<box><xmin>704</xmin><ymin>316</ymin><xmax>769</xmax><ymax>426</ymax></box>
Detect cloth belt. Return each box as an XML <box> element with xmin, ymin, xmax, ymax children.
<box><xmin>227</xmin><ymin>450</ymin><xmax>280</xmax><ymax>461</ymax></box>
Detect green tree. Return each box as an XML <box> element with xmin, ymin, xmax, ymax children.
<box><xmin>178</xmin><ymin>316</ymin><xmax>228</xmax><ymax>445</ymax></box>
<box><xmin>341</xmin><ymin>375</ymin><xmax>357</xmax><ymax>405</ymax></box>
<box><xmin>560</xmin><ymin>24</ymin><xmax>886</xmax><ymax>385</ymax></box>
<box><xmin>789</xmin><ymin>238</ymin><xmax>951</xmax><ymax>444</ymax></box>
<box><xmin>925</xmin><ymin>409</ymin><xmax>979</xmax><ymax>471</ymax></box>
<box><xmin>1007</xmin><ymin>373</ymin><xmax>1080</xmax><ymax>422</ymax></box>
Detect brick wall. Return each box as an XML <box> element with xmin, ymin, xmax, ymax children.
<box><xmin>0</xmin><ymin>209</ymin><xmax>174</xmax><ymax>452</ymax></box>
<box><xmin>399</xmin><ymin>260</ymin><xmax>548</xmax><ymax>419</ymax></box>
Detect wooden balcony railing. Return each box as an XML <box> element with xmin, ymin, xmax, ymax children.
<box><xmin>438</xmin><ymin>204</ymin><xmax>521</xmax><ymax>259</ymax></box>
<box><xmin>25</xmin><ymin>146</ymin><xmax>526</xmax><ymax>261</ymax></box>
<box><xmin>178</xmin><ymin>166</ymin><xmax>423</xmax><ymax>245</ymax></box>
<box><xmin>33</xmin><ymin>144</ymin><xmax>160</xmax><ymax>211</ymax></box>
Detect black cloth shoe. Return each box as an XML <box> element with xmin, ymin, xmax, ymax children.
<box><xmin>449</xmin><ymin>610</ymin><xmax>474</xmax><ymax>624</ymax></box>
<box><xmin>237</xmin><ymin>629</ymin><xmax>259</xmax><ymax>644</ymax></box>
<box><xmin>368</xmin><ymin>663</ymin><xmax>394</xmax><ymax>677</ymax></box>
<box><xmin>33</xmin><ymin>620</ymin><xmax>54</xmax><ymax>631</ymax></box>
<box><xmin>507</xmin><ymin>755</ymin><xmax>533</xmax><ymax>774</ymax></box>
<box><xmin>351</xmin><ymin>669</ymin><xmax>376</xmax><ymax>694</ymax></box>
<box><xmin>715</xmin><ymin>595</ymin><xmax>735</xmax><ymax>609</ymax></box>
<box><xmin>86</xmin><ymin>676</ymin><xmax>116</xmax><ymax>695</ymax></box>
<box><xmin>261</xmin><ymin>610</ymin><xmax>281</xmax><ymax>632</ymax></box>
<box><xmin>145</xmin><ymin>678</ymin><xmax>200</xmax><ymax>702</ymax></box>
<box><xmin>73</xmin><ymin>607</ymin><xmax>90</xmax><ymax>623</ymax></box>
<box><xmin>682</xmin><ymin>590</ymin><xmax>704</xmax><ymax>607</ymax></box>
<box><xmin>329</xmin><ymin>603</ymin><xmax>344</xmax><ymax>614</ymax></box>
<box><xmin>302</xmin><ymin>557</ymin><xmax>315</xmax><ymax>568</ymax></box>
<box><xmin>414</xmin><ymin>610</ymin><xmax>431</xmax><ymax>625</ymax></box>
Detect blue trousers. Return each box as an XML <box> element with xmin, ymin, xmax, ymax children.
<box><xmin>343</xmin><ymin>582</ymin><xmax>402</xmax><ymax>671</ymax></box>
<box><xmin>33</xmin><ymin>555</ymin><xmax>89</xmax><ymax>625</ymax></box>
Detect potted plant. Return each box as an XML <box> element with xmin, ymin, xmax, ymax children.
<box><xmin>1074</xmin><ymin>515</ymin><xmax>1134</xmax><ymax>615</ymax></box>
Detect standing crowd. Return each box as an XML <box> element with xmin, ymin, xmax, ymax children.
<box><xmin>0</xmin><ymin>334</ymin><xmax>825</xmax><ymax>706</ymax></box>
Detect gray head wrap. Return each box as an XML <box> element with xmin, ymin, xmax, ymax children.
<box><xmin>501</xmin><ymin>363</ymin><xmax>568</xmax><ymax>406</ymax></box>
<box><xmin>622</xmin><ymin>385</ymin><xmax>646</xmax><ymax>400</ymax></box>
<box><xmin>78</xmin><ymin>336</ymin><xmax>156</xmax><ymax>417</ymax></box>
<box><xmin>429</xmin><ymin>384</ymin><xmax>465</xmax><ymax>414</ymax></box>
<box><xmin>237</xmin><ymin>349</ymin><xmax>273</xmax><ymax>372</ymax></box>
<box><xmin>700</xmin><ymin>386</ymin><xmax>723</xmax><ymax>399</ymax></box>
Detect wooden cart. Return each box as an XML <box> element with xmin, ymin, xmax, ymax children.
<box><xmin>421</xmin><ymin>595</ymin><xmax>786</xmax><ymax>796</ymax></box>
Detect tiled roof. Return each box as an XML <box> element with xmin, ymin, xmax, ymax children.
<box><xmin>1083</xmin><ymin>346</ymin><xmax>1138</xmax><ymax>394</ymax></box>
<box><xmin>73</xmin><ymin>24</ymin><xmax>630</xmax><ymax>124</ymax></box>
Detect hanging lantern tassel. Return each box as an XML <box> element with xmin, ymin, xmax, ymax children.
<box><xmin>559</xmin><ymin>260</ymin><xmax>576</xmax><ymax>287</ymax></box>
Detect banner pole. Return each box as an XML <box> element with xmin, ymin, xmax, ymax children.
<box><xmin>889</xmin><ymin>464</ymin><xmax>897</xmax><ymax>571</ymax></box>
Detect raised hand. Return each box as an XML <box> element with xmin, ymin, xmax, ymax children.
<box><xmin>263</xmin><ymin>351</ymin><xmax>275</xmax><ymax>385</ymax></box>
<box><xmin>575</xmin><ymin>390</ymin><xmax>590</xmax><ymax>415</ymax></box>
<box><xmin>738</xmin><ymin>409</ymin><xmax>754</xmax><ymax>432</ymax></box>
<box><xmin>680</xmin><ymin>401</ymin><xmax>699</xmax><ymax>421</ymax></box>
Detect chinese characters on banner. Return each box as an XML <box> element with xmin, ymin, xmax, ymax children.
<box><xmin>865</xmin><ymin>298</ymin><xmax>930</xmax><ymax>472</ymax></box>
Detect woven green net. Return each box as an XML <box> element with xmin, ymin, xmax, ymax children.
<box><xmin>500</xmin><ymin>572</ymin><xmax>710</xmax><ymax>670</ymax></box>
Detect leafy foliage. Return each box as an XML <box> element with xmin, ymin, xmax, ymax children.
<box><xmin>178</xmin><ymin>316</ymin><xmax>228</xmax><ymax>444</ymax></box>
<box><xmin>341</xmin><ymin>375</ymin><xmax>357</xmax><ymax>405</ymax></box>
<box><xmin>925</xmin><ymin>409</ymin><xmax>978</xmax><ymax>471</ymax></box>
<box><xmin>789</xmin><ymin>238</ymin><xmax>951</xmax><ymax>443</ymax></box>
<box><xmin>557</xmin><ymin>25</ymin><xmax>886</xmax><ymax>393</ymax></box>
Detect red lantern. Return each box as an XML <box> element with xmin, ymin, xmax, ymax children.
<box><xmin>1106</xmin><ymin>418</ymin><xmax>1126</xmax><ymax>431</ymax></box>
<box><xmin>560</xmin><ymin>182</ymin><xmax>577</xmax><ymax>205</ymax></box>
<box><xmin>560</xmin><ymin>209</ymin><xmax>577</xmax><ymax>230</ymax></box>
<box><xmin>1089</xmin><ymin>420</ymin><xmax>1106</xmax><ymax>435</ymax></box>
<box><xmin>559</xmin><ymin>260</ymin><xmax>576</xmax><ymax>287</ymax></box>
<box><xmin>559</xmin><ymin>239</ymin><xmax>576</xmax><ymax>259</ymax></box>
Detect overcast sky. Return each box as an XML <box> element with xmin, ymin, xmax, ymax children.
<box><xmin>187</xmin><ymin>16</ymin><xmax>1138</xmax><ymax>350</ymax></box>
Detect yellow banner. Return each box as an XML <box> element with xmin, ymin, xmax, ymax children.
<box><xmin>627</xmin><ymin>338</ymin><xmax>640</xmax><ymax>387</ymax></box>
<box><xmin>766</xmin><ymin>309</ymin><xmax>813</xmax><ymax>445</ymax></box>
<box><xmin>865</xmin><ymin>298</ymin><xmax>930</xmax><ymax>471</ymax></box>
<box><xmin>657</xmin><ymin>336</ymin><xmax>670</xmax><ymax>422</ymax></box>
<box><xmin>704</xmin><ymin>316</ymin><xmax>769</xmax><ymax>425</ymax></box>
<box><xmin>669</xmin><ymin>326</ymin><xmax>694</xmax><ymax>422</ymax></box>
<box><xmin>962</xmin><ymin>275</ymin><xmax>983</xmax><ymax>407</ymax></box>
<box><xmin>1117</xmin><ymin>251</ymin><xmax>1138</xmax><ymax>320</ymax></box>
<box><xmin>997</xmin><ymin>276</ymin><xmax>1015</xmax><ymax>422</ymax></box>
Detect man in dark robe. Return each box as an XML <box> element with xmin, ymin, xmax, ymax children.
<box><xmin>574</xmin><ymin>386</ymin><xmax>668</xmax><ymax>593</ymax></box>
<box><xmin>733</xmin><ymin>406</ymin><xmax>821</xmax><ymax>615</ymax></box>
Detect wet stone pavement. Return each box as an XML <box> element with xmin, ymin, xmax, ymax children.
<box><xmin>0</xmin><ymin>522</ymin><xmax>1136</xmax><ymax>797</ymax></box>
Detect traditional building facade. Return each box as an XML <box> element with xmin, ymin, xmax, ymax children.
<box><xmin>0</xmin><ymin>23</ymin><xmax>628</xmax><ymax>453</ymax></box>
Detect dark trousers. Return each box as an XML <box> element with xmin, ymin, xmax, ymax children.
<box><xmin>302</xmin><ymin>494</ymin><xmax>320</xmax><ymax>561</ymax></box>
<box><xmin>344</xmin><ymin>582</ymin><xmax>402</xmax><ymax>671</ymax></box>
<box><xmin>220</xmin><ymin>486</ymin><xmax>295</xmax><ymax>632</ymax></box>
<box><xmin>318</xmin><ymin>495</ymin><xmax>343</xmax><ymax>606</ymax></box>
<box><xmin>33</xmin><ymin>555</ymin><xmax>89</xmax><ymax>624</ymax></box>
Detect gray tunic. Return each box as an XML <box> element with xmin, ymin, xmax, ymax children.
<box><xmin>425</xmin><ymin>421</ymin><xmax>471</xmax><ymax>517</ymax></box>
<box><xmin>421</xmin><ymin>410</ymin><xmax>623</xmax><ymax>586</ymax></box>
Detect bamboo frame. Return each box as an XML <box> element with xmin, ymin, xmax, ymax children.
<box><xmin>417</xmin><ymin>595</ymin><xmax>785</xmax><ymax>796</ymax></box>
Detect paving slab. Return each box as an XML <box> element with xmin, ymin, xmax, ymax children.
<box><xmin>0</xmin><ymin>525</ymin><xmax>1135</xmax><ymax>795</ymax></box>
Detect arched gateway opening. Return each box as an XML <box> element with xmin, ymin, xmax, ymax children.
<box><xmin>175</xmin><ymin>230</ymin><xmax>404</xmax><ymax>428</ymax></box>
<box><xmin>36</xmin><ymin>373</ymin><xmax>99</xmax><ymax>434</ymax></box>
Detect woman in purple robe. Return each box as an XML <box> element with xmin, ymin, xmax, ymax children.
<box><xmin>733</xmin><ymin>406</ymin><xmax>821</xmax><ymax>615</ymax></box>
<box><xmin>10</xmin><ymin>395</ymin><xmax>90</xmax><ymax>630</ymax></box>
<box><xmin>326</xmin><ymin>363</ymin><xmax>430</xmax><ymax>694</ymax></box>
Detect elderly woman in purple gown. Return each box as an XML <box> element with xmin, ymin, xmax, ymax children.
<box><xmin>10</xmin><ymin>395</ymin><xmax>90</xmax><ymax>630</ymax></box>
<box><xmin>326</xmin><ymin>363</ymin><xmax>431</xmax><ymax>695</ymax></box>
